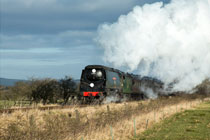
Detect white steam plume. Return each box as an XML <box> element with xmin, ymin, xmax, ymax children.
<box><xmin>96</xmin><ymin>0</ymin><xmax>210</xmax><ymax>92</ymax></box>
<box><xmin>140</xmin><ymin>86</ymin><xmax>158</xmax><ymax>99</ymax></box>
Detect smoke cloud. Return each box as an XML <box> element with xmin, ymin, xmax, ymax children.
<box><xmin>96</xmin><ymin>0</ymin><xmax>210</xmax><ymax>92</ymax></box>
<box><xmin>140</xmin><ymin>86</ymin><xmax>158</xmax><ymax>99</ymax></box>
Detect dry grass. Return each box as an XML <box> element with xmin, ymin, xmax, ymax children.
<box><xmin>0</xmin><ymin>94</ymin><xmax>209</xmax><ymax>140</ymax></box>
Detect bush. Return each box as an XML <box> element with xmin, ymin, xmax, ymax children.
<box><xmin>59</xmin><ymin>76</ymin><xmax>77</xmax><ymax>104</ymax></box>
<box><xmin>0</xmin><ymin>76</ymin><xmax>77</xmax><ymax>105</ymax></box>
<box><xmin>31</xmin><ymin>78</ymin><xmax>60</xmax><ymax>104</ymax></box>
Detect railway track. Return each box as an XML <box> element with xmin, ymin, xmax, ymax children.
<box><xmin>0</xmin><ymin>105</ymin><xmax>88</xmax><ymax>114</ymax></box>
<box><xmin>0</xmin><ymin>98</ymin><xmax>123</xmax><ymax>114</ymax></box>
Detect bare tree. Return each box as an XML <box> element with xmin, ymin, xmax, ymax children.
<box><xmin>59</xmin><ymin>76</ymin><xmax>76</xmax><ymax>104</ymax></box>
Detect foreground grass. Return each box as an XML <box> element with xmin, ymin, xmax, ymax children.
<box><xmin>0</xmin><ymin>94</ymin><xmax>209</xmax><ymax>140</ymax></box>
<box><xmin>136</xmin><ymin>101</ymin><xmax>210</xmax><ymax>140</ymax></box>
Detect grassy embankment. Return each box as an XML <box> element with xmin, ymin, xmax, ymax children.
<box><xmin>136</xmin><ymin>100</ymin><xmax>210</xmax><ymax>140</ymax></box>
<box><xmin>0</xmin><ymin>94</ymin><xmax>209</xmax><ymax>140</ymax></box>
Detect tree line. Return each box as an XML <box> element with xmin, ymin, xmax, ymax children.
<box><xmin>0</xmin><ymin>76</ymin><xmax>78</xmax><ymax>105</ymax></box>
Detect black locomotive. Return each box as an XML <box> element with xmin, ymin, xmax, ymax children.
<box><xmin>79</xmin><ymin>65</ymin><xmax>164</xmax><ymax>103</ymax></box>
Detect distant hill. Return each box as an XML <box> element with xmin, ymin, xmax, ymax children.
<box><xmin>0</xmin><ymin>78</ymin><xmax>26</xmax><ymax>86</ymax></box>
<box><xmin>0</xmin><ymin>78</ymin><xmax>80</xmax><ymax>87</ymax></box>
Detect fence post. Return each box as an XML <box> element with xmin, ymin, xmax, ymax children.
<box><xmin>168</xmin><ymin>107</ymin><xmax>170</xmax><ymax>115</ymax></box>
<box><xmin>110</xmin><ymin>126</ymin><xmax>114</xmax><ymax>140</ymax></box>
<box><xmin>146</xmin><ymin>119</ymin><xmax>149</xmax><ymax>129</ymax></box>
<box><xmin>154</xmin><ymin>111</ymin><xmax>156</xmax><ymax>122</ymax></box>
<box><xmin>134</xmin><ymin>118</ymin><xmax>136</xmax><ymax>137</ymax></box>
<box><xmin>162</xmin><ymin>110</ymin><xmax>164</xmax><ymax>119</ymax></box>
<box><xmin>107</xmin><ymin>105</ymin><xmax>110</xmax><ymax>112</ymax></box>
<box><xmin>75</xmin><ymin>110</ymin><xmax>80</xmax><ymax>122</ymax></box>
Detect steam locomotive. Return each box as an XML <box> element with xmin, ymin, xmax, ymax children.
<box><xmin>79</xmin><ymin>65</ymin><xmax>164</xmax><ymax>103</ymax></box>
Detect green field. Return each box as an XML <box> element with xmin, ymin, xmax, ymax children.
<box><xmin>136</xmin><ymin>101</ymin><xmax>210</xmax><ymax>140</ymax></box>
<box><xmin>0</xmin><ymin>100</ymin><xmax>31</xmax><ymax>109</ymax></box>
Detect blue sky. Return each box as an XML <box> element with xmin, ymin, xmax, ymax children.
<box><xmin>0</xmin><ymin>0</ymin><xmax>170</xmax><ymax>80</ymax></box>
